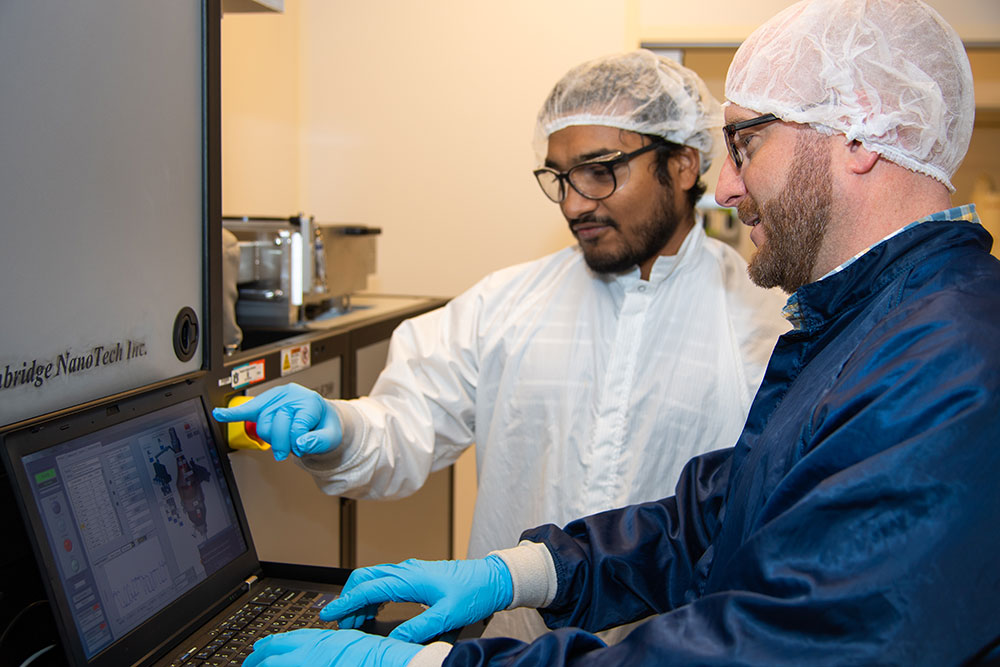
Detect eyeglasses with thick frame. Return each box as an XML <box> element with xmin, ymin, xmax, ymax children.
<box><xmin>723</xmin><ymin>113</ymin><xmax>779</xmax><ymax>170</ymax></box>
<box><xmin>533</xmin><ymin>140</ymin><xmax>663</xmax><ymax>204</ymax></box>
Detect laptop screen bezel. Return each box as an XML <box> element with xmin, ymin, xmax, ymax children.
<box><xmin>0</xmin><ymin>378</ymin><xmax>263</xmax><ymax>667</ymax></box>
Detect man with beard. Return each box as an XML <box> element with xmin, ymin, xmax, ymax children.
<box><xmin>239</xmin><ymin>1</ymin><xmax>1000</xmax><ymax>666</ymax></box>
<box><xmin>214</xmin><ymin>50</ymin><xmax>788</xmax><ymax>641</ymax></box>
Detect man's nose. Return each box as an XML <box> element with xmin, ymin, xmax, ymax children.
<box><xmin>560</xmin><ymin>185</ymin><xmax>599</xmax><ymax>220</ymax></box>
<box><xmin>715</xmin><ymin>157</ymin><xmax>747</xmax><ymax>208</ymax></box>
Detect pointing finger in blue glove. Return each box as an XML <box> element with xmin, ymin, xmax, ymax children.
<box><xmin>211</xmin><ymin>383</ymin><xmax>342</xmax><ymax>461</ymax></box>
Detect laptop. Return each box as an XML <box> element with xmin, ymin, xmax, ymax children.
<box><xmin>1</xmin><ymin>379</ymin><xmax>352</xmax><ymax>666</ymax></box>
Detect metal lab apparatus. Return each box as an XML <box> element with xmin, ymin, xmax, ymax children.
<box><xmin>223</xmin><ymin>215</ymin><xmax>381</xmax><ymax>328</ymax></box>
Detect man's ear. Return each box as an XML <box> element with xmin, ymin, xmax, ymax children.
<box><xmin>845</xmin><ymin>139</ymin><xmax>880</xmax><ymax>176</ymax></box>
<box><xmin>672</xmin><ymin>146</ymin><xmax>700</xmax><ymax>190</ymax></box>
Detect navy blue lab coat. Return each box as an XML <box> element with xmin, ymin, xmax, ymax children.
<box><xmin>445</xmin><ymin>210</ymin><xmax>1000</xmax><ymax>666</ymax></box>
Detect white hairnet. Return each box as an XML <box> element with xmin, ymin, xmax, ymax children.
<box><xmin>725</xmin><ymin>0</ymin><xmax>974</xmax><ymax>191</ymax></box>
<box><xmin>534</xmin><ymin>50</ymin><xmax>723</xmax><ymax>174</ymax></box>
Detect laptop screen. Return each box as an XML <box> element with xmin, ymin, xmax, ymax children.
<box><xmin>10</xmin><ymin>390</ymin><xmax>248</xmax><ymax>661</ymax></box>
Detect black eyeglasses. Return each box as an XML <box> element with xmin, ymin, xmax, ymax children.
<box><xmin>533</xmin><ymin>140</ymin><xmax>662</xmax><ymax>203</ymax></box>
<box><xmin>723</xmin><ymin>113</ymin><xmax>779</xmax><ymax>169</ymax></box>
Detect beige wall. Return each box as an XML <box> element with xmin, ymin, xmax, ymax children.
<box><xmin>223</xmin><ymin>1</ymin><xmax>1000</xmax><ymax>298</ymax></box>
<box><xmin>223</xmin><ymin>0</ymin><xmax>629</xmax><ymax>299</ymax></box>
<box><xmin>221</xmin><ymin>5</ymin><xmax>301</xmax><ymax>216</ymax></box>
<box><xmin>639</xmin><ymin>0</ymin><xmax>1000</xmax><ymax>45</ymax></box>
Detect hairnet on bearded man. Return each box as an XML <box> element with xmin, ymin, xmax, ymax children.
<box><xmin>724</xmin><ymin>0</ymin><xmax>975</xmax><ymax>191</ymax></box>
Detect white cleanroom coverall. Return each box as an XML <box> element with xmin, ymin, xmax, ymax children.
<box><xmin>298</xmin><ymin>223</ymin><xmax>788</xmax><ymax>559</ymax></box>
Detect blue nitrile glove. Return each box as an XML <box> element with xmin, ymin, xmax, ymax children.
<box><xmin>242</xmin><ymin>628</ymin><xmax>420</xmax><ymax>667</ymax></box>
<box><xmin>212</xmin><ymin>383</ymin><xmax>342</xmax><ymax>462</ymax></box>
<box><xmin>320</xmin><ymin>555</ymin><xmax>514</xmax><ymax>644</ymax></box>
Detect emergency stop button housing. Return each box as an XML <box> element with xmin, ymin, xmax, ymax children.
<box><xmin>226</xmin><ymin>395</ymin><xmax>270</xmax><ymax>450</ymax></box>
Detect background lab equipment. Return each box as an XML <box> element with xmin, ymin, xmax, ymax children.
<box><xmin>222</xmin><ymin>215</ymin><xmax>382</xmax><ymax>333</ymax></box>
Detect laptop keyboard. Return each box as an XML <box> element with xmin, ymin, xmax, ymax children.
<box><xmin>168</xmin><ymin>585</ymin><xmax>339</xmax><ymax>666</ymax></box>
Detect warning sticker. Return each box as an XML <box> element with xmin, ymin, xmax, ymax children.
<box><xmin>280</xmin><ymin>344</ymin><xmax>311</xmax><ymax>377</ymax></box>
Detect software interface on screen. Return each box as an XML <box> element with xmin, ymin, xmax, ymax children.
<box><xmin>20</xmin><ymin>398</ymin><xmax>247</xmax><ymax>658</ymax></box>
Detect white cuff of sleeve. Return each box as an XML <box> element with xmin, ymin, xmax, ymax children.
<box><xmin>407</xmin><ymin>641</ymin><xmax>452</xmax><ymax>667</ymax></box>
<box><xmin>490</xmin><ymin>540</ymin><xmax>558</xmax><ymax>610</ymax></box>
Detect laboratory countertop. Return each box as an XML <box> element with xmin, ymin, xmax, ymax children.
<box><xmin>225</xmin><ymin>293</ymin><xmax>448</xmax><ymax>366</ymax></box>
<box><xmin>216</xmin><ymin>293</ymin><xmax>448</xmax><ymax>399</ymax></box>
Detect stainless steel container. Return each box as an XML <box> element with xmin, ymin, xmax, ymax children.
<box><xmin>222</xmin><ymin>215</ymin><xmax>381</xmax><ymax>328</ymax></box>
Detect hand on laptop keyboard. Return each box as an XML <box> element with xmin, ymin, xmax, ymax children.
<box><xmin>243</xmin><ymin>628</ymin><xmax>421</xmax><ymax>667</ymax></box>
<box><xmin>169</xmin><ymin>586</ymin><xmax>339</xmax><ymax>667</ymax></box>
<box><xmin>318</xmin><ymin>555</ymin><xmax>513</xmax><ymax>644</ymax></box>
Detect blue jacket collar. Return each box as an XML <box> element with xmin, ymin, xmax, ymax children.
<box><xmin>787</xmin><ymin>217</ymin><xmax>992</xmax><ymax>333</ymax></box>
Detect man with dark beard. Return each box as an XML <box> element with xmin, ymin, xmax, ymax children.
<box><xmin>239</xmin><ymin>2</ymin><xmax>1000</xmax><ymax>666</ymax></box>
<box><xmin>214</xmin><ymin>50</ymin><xmax>788</xmax><ymax>644</ymax></box>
